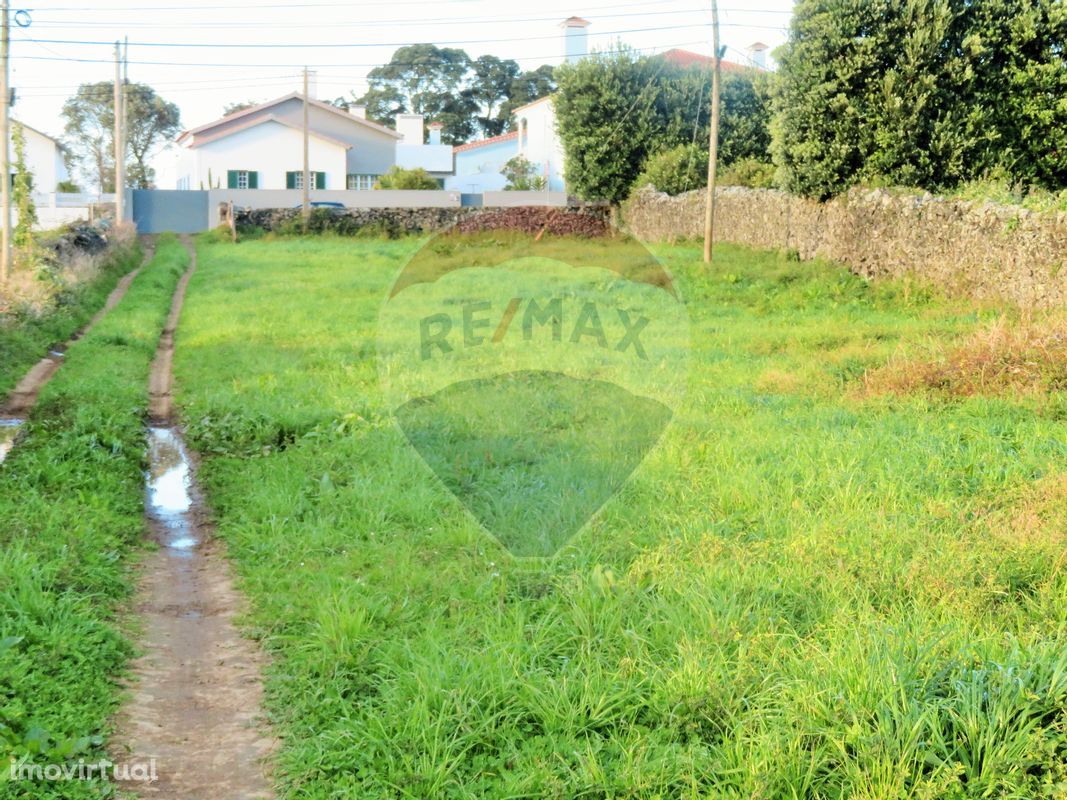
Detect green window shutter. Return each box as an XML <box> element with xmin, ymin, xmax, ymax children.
<box><xmin>286</xmin><ymin>171</ymin><xmax>296</xmax><ymax>189</ymax></box>
<box><xmin>316</xmin><ymin>172</ymin><xmax>326</xmax><ymax>189</ymax></box>
<box><xmin>227</xmin><ymin>170</ymin><xmax>238</xmax><ymax>189</ymax></box>
<box><xmin>248</xmin><ymin>171</ymin><xmax>258</xmax><ymax>189</ymax></box>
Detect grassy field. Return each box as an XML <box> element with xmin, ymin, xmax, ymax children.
<box><xmin>0</xmin><ymin>236</ymin><xmax>190</xmax><ymax>799</ymax></box>
<box><xmin>171</xmin><ymin>233</ymin><xmax>1067</xmax><ymax>799</ymax></box>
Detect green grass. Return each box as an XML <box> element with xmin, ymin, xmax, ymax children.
<box><xmin>0</xmin><ymin>235</ymin><xmax>189</xmax><ymax>799</ymax></box>
<box><xmin>168</xmin><ymin>234</ymin><xmax>1063</xmax><ymax>798</ymax></box>
<box><xmin>0</xmin><ymin>243</ymin><xmax>143</xmax><ymax>398</ymax></box>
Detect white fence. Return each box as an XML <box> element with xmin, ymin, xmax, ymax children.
<box><xmin>27</xmin><ymin>192</ymin><xmax>116</xmax><ymax>230</ymax></box>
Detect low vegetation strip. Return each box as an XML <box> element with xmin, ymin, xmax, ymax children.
<box><xmin>0</xmin><ymin>236</ymin><xmax>143</xmax><ymax>398</ymax></box>
<box><xmin>176</xmin><ymin>236</ymin><xmax>1066</xmax><ymax>798</ymax></box>
<box><xmin>0</xmin><ymin>235</ymin><xmax>190</xmax><ymax>800</ymax></box>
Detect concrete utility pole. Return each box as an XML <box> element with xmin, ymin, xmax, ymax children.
<box><xmin>113</xmin><ymin>41</ymin><xmax>124</xmax><ymax>224</ymax></box>
<box><xmin>1</xmin><ymin>0</ymin><xmax>11</xmax><ymax>284</ymax></box>
<box><xmin>702</xmin><ymin>0</ymin><xmax>721</xmax><ymax>264</ymax></box>
<box><xmin>302</xmin><ymin>67</ymin><xmax>310</xmax><ymax>227</ymax></box>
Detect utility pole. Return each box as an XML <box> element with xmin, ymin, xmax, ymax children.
<box><xmin>301</xmin><ymin>66</ymin><xmax>310</xmax><ymax>228</ymax></box>
<box><xmin>702</xmin><ymin>0</ymin><xmax>721</xmax><ymax>264</ymax></box>
<box><xmin>113</xmin><ymin>41</ymin><xmax>124</xmax><ymax>224</ymax></box>
<box><xmin>1</xmin><ymin>0</ymin><xmax>11</xmax><ymax>284</ymax></box>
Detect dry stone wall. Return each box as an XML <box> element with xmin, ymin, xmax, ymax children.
<box><xmin>621</xmin><ymin>186</ymin><xmax>1067</xmax><ymax>307</ymax></box>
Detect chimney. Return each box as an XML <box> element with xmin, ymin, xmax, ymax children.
<box><xmin>428</xmin><ymin>122</ymin><xmax>443</xmax><ymax>145</ymax></box>
<box><xmin>348</xmin><ymin>104</ymin><xmax>367</xmax><ymax>119</ymax></box>
<box><xmin>745</xmin><ymin>42</ymin><xmax>769</xmax><ymax>69</ymax></box>
<box><xmin>304</xmin><ymin>69</ymin><xmax>318</xmax><ymax>100</ymax></box>
<box><xmin>560</xmin><ymin>16</ymin><xmax>590</xmax><ymax>64</ymax></box>
<box><xmin>395</xmin><ymin>113</ymin><xmax>425</xmax><ymax>144</ymax></box>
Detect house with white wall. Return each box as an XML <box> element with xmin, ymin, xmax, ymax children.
<box><xmin>174</xmin><ymin>90</ymin><xmax>452</xmax><ymax>191</ymax></box>
<box><xmin>9</xmin><ymin>121</ymin><xmax>69</xmax><ymax>193</ymax></box>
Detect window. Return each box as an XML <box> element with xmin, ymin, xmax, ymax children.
<box><xmin>227</xmin><ymin>170</ymin><xmax>258</xmax><ymax>189</ymax></box>
<box><xmin>286</xmin><ymin>171</ymin><xmax>326</xmax><ymax>189</ymax></box>
<box><xmin>347</xmin><ymin>174</ymin><xmax>378</xmax><ymax>190</ymax></box>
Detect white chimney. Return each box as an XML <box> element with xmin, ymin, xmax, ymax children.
<box><xmin>428</xmin><ymin>122</ymin><xmax>443</xmax><ymax>145</ymax></box>
<box><xmin>304</xmin><ymin>69</ymin><xmax>318</xmax><ymax>100</ymax></box>
<box><xmin>348</xmin><ymin>104</ymin><xmax>367</xmax><ymax>119</ymax></box>
<box><xmin>745</xmin><ymin>42</ymin><xmax>769</xmax><ymax>69</ymax></box>
<box><xmin>560</xmin><ymin>16</ymin><xmax>590</xmax><ymax>64</ymax></box>
<box><xmin>395</xmin><ymin>113</ymin><xmax>425</xmax><ymax>144</ymax></box>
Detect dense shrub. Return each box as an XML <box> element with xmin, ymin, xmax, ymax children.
<box><xmin>374</xmin><ymin>166</ymin><xmax>440</xmax><ymax>190</ymax></box>
<box><xmin>773</xmin><ymin>0</ymin><xmax>1067</xmax><ymax>199</ymax></box>
<box><xmin>633</xmin><ymin>144</ymin><xmax>708</xmax><ymax>196</ymax></box>
<box><xmin>718</xmin><ymin>158</ymin><xmax>777</xmax><ymax>189</ymax></box>
<box><xmin>502</xmin><ymin>156</ymin><xmax>546</xmax><ymax>191</ymax></box>
<box><xmin>555</xmin><ymin>49</ymin><xmax>772</xmax><ymax>203</ymax></box>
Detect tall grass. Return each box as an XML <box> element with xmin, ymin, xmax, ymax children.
<box><xmin>173</xmin><ymin>235</ymin><xmax>1067</xmax><ymax>798</ymax></box>
<box><xmin>0</xmin><ymin>236</ymin><xmax>189</xmax><ymax>800</ymax></box>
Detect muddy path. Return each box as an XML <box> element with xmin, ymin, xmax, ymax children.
<box><xmin>1</xmin><ymin>238</ymin><xmax>156</xmax><ymax>422</ymax></box>
<box><xmin>112</xmin><ymin>236</ymin><xmax>276</xmax><ymax>799</ymax></box>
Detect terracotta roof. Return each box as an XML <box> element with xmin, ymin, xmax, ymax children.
<box><xmin>177</xmin><ymin>92</ymin><xmax>401</xmax><ymax>144</ymax></box>
<box><xmin>660</xmin><ymin>48</ymin><xmax>751</xmax><ymax>72</ymax></box>
<box><xmin>189</xmin><ymin>114</ymin><xmax>352</xmax><ymax>150</ymax></box>
<box><xmin>453</xmin><ymin>130</ymin><xmax>518</xmax><ymax>153</ymax></box>
<box><xmin>561</xmin><ymin>15</ymin><xmax>590</xmax><ymax>26</ymax></box>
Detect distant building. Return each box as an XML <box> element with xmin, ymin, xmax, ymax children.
<box><xmin>9</xmin><ymin>120</ymin><xmax>70</xmax><ymax>193</ymax></box>
<box><xmin>173</xmin><ymin>91</ymin><xmax>452</xmax><ymax>190</ymax></box>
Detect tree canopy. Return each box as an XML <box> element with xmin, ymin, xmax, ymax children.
<box><xmin>772</xmin><ymin>0</ymin><xmax>1067</xmax><ymax>198</ymax></box>
<box><xmin>62</xmin><ymin>82</ymin><xmax>181</xmax><ymax>191</ymax></box>
<box><xmin>343</xmin><ymin>45</ymin><xmax>556</xmax><ymax>144</ymax></box>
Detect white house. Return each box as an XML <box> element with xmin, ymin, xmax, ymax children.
<box><xmin>174</xmin><ymin>91</ymin><xmax>452</xmax><ymax>191</ymax></box>
<box><xmin>9</xmin><ymin>121</ymin><xmax>69</xmax><ymax>193</ymax></box>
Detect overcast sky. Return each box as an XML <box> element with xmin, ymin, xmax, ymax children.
<box><xmin>12</xmin><ymin>0</ymin><xmax>794</xmax><ymax>185</ymax></box>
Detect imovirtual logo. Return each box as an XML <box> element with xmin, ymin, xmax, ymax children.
<box><xmin>378</xmin><ymin>222</ymin><xmax>690</xmax><ymax>557</ymax></box>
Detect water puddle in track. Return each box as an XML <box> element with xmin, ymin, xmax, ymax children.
<box><xmin>146</xmin><ymin>426</ymin><xmax>198</xmax><ymax>553</ymax></box>
<box><xmin>0</xmin><ymin>419</ymin><xmax>23</xmax><ymax>464</ymax></box>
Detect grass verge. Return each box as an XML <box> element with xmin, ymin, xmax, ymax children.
<box><xmin>0</xmin><ymin>235</ymin><xmax>189</xmax><ymax>800</ymax></box>
<box><xmin>0</xmin><ymin>239</ymin><xmax>143</xmax><ymax>398</ymax></box>
<box><xmin>176</xmin><ymin>236</ymin><xmax>1067</xmax><ymax>798</ymax></box>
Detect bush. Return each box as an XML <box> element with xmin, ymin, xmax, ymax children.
<box><xmin>374</xmin><ymin>166</ymin><xmax>440</xmax><ymax>190</ymax></box>
<box><xmin>56</xmin><ymin>180</ymin><xmax>80</xmax><ymax>193</ymax></box>
<box><xmin>502</xmin><ymin>156</ymin><xmax>546</xmax><ymax>191</ymax></box>
<box><xmin>718</xmin><ymin>158</ymin><xmax>777</xmax><ymax>189</ymax></box>
<box><xmin>633</xmin><ymin>144</ymin><xmax>708</xmax><ymax>196</ymax></box>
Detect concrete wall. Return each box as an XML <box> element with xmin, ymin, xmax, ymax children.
<box><xmin>483</xmin><ymin>191</ymin><xmax>567</xmax><ymax>207</ymax></box>
<box><xmin>622</xmin><ymin>186</ymin><xmax>1067</xmax><ymax>308</ymax></box>
<box><xmin>206</xmin><ymin>189</ymin><xmax>461</xmax><ymax>225</ymax></box>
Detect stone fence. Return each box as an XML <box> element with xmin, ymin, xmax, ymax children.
<box><xmin>621</xmin><ymin>186</ymin><xmax>1067</xmax><ymax>307</ymax></box>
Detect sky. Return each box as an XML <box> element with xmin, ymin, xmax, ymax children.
<box><xmin>10</xmin><ymin>0</ymin><xmax>795</xmax><ymax>188</ymax></box>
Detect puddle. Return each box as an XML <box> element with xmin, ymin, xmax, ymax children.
<box><xmin>146</xmin><ymin>426</ymin><xmax>198</xmax><ymax>553</ymax></box>
<box><xmin>0</xmin><ymin>419</ymin><xmax>23</xmax><ymax>464</ymax></box>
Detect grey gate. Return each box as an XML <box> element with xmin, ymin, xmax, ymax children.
<box><xmin>131</xmin><ymin>190</ymin><xmax>210</xmax><ymax>234</ymax></box>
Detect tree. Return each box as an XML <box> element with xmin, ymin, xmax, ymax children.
<box><xmin>501</xmin><ymin>64</ymin><xmax>557</xmax><ymax>122</ymax></box>
<box><xmin>771</xmin><ymin>0</ymin><xmax>1066</xmax><ymax>199</ymax></box>
<box><xmin>62</xmin><ymin>81</ymin><xmax>181</xmax><ymax>191</ymax></box>
<box><xmin>554</xmin><ymin>48</ymin><xmax>771</xmax><ymax>202</ymax></box>
<box><xmin>355</xmin><ymin>44</ymin><xmax>479</xmax><ymax>144</ymax></box>
<box><xmin>11</xmin><ymin>123</ymin><xmax>36</xmax><ymax>256</ymax></box>
<box><xmin>223</xmin><ymin>100</ymin><xmax>261</xmax><ymax>116</ymax></box>
<box><xmin>502</xmin><ymin>156</ymin><xmax>546</xmax><ymax>190</ymax></box>
<box><xmin>471</xmin><ymin>55</ymin><xmax>520</xmax><ymax>137</ymax></box>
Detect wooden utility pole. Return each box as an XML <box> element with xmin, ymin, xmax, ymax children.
<box><xmin>1</xmin><ymin>0</ymin><xmax>11</xmax><ymax>284</ymax></box>
<box><xmin>301</xmin><ymin>67</ymin><xmax>310</xmax><ymax>228</ymax></box>
<box><xmin>702</xmin><ymin>0</ymin><xmax>721</xmax><ymax>264</ymax></box>
<box><xmin>113</xmin><ymin>41</ymin><xmax>124</xmax><ymax>224</ymax></box>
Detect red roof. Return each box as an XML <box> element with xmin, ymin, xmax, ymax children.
<box><xmin>660</xmin><ymin>48</ymin><xmax>751</xmax><ymax>72</ymax></box>
<box><xmin>453</xmin><ymin>130</ymin><xmax>518</xmax><ymax>153</ymax></box>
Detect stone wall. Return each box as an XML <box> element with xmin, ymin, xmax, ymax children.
<box><xmin>235</xmin><ymin>205</ymin><xmax>611</xmax><ymax>238</ymax></box>
<box><xmin>621</xmin><ymin>186</ymin><xmax>1067</xmax><ymax>307</ymax></box>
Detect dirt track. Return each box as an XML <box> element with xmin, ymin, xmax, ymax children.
<box><xmin>112</xmin><ymin>236</ymin><xmax>276</xmax><ymax>799</ymax></box>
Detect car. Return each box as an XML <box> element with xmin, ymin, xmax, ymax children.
<box><xmin>291</xmin><ymin>201</ymin><xmax>346</xmax><ymax>209</ymax></box>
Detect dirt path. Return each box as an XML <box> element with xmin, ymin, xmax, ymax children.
<box><xmin>1</xmin><ymin>238</ymin><xmax>156</xmax><ymax>420</ymax></box>
<box><xmin>112</xmin><ymin>236</ymin><xmax>276</xmax><ymax>799</ymax></box>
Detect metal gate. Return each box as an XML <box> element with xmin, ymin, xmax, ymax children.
<box><xmin>131</xmin><ymin>190</ymin><xmax>210</xmax><ymax>234</ymax></box>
